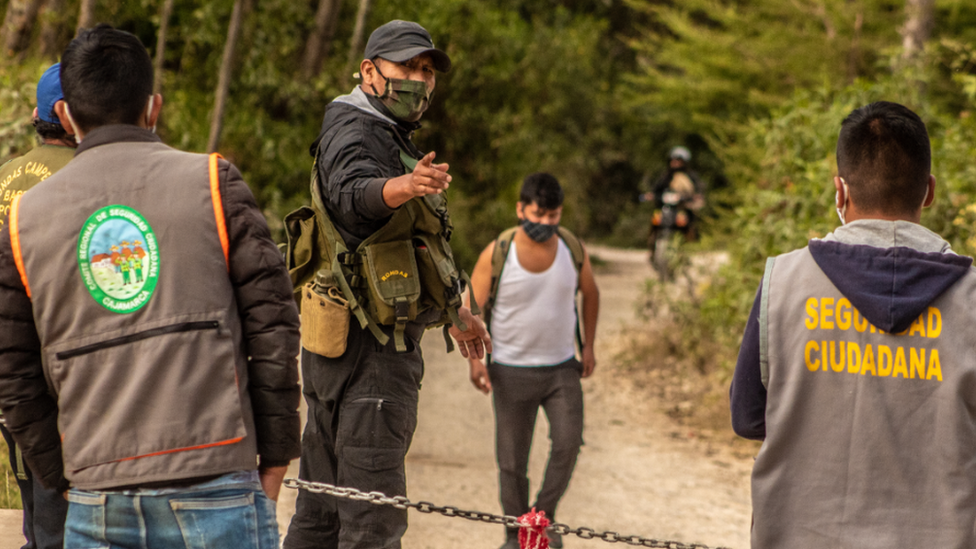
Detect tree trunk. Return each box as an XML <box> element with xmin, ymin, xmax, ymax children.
<box><xmin>319</xmin><ymin>0</ymin><xmax>342</xmax><ymax>63</ymax></box>
<box><xmin>301</xmin><ymin>0</ymin><xmax>342</xmax><ymax>78</ymax></box>
<box><xmin>153</xmin><ymin>0</ymin><xmax>175</xmax><ymax>96</ymax></box>
<box><xmin>901</xmin><ymin>0</ymin><xmax>934</xmax><ymax>59</ymax></box>
<box><xmin>39</xmin><ymin>0</ymin><xmax>71</xmax><ymax>60</ymax></box>
<box><xmin>2</xmin><ymin>0</ymin><xmax>45</xmax><ymax>57</ymax></box>
<box><xmin>342</xmin><ymin>0</ymin><xmax>372</xmax><ymax>89</ymax></box>
<box><xmin>76</xmin><ymin>0</ymin><xmax>96</xmax><ymax>32</ymax></box>
<box><xmin>207</xmin><ymin>0</ymin><xmax>247</xmax><ymax>153</ymax></box>
<box><xmin>847</xmin><ymin>10</ymin><xmax>863</xmax><ymax>83</ymax></box>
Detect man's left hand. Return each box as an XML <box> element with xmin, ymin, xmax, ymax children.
<box><xmin>448</xmin><ymin>306</ymin><xmax>492</xmax><ymax>359</ymax></box>
<box><xmin>259</xmin><ymin>465</ymin><xmax>289</xmax><ymax>502</ymax></box>
<box><xmin>582</xmin><ymin>345</ymin><xmax>596</xmax><ymax>378</ymax></box>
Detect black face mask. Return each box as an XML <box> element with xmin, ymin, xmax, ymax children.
<box><xmin>521</xmin><ymin>219</ymin><xmax>559</xmax><ymax>243</ymax></box>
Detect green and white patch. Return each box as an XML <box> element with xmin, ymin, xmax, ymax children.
<box><xmin>77</xmin><ymin>205</ymin><xmax>159</xmax><ymax>313</ymax></box>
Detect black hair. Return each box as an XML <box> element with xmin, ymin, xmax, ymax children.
<box><xmin>519</xmin><ymin>172</ymin><xmax>564</xmax><ymax>210</ymax></box>
<box><xmin>32</xmin><ymin>117</ymin><xmax>70</xmax><ymax>142</ymax></box>
<box><xmin>60</xmin><ymin>24</ymin><xmax>153</xmax><ymax>133</ymax></box>
<box><xmin>836</xmin><ymin>101</ymin><xmax>931</xmax><ymax>216</ymax></box>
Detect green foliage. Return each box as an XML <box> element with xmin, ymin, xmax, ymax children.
<box><xmin>623</xmin><ymin>0</ymin><xmax>902</xmax><ymax>142</ymax></box>
<box><xmin>0</xmin><ymin>61</ymin><xmax>46</xmax><ymax>164</ymax></box>
<box><xmin>5</xmin><ymin>0</ymin><xmax>976</xmax><ymax>319</ymax></box>
<box><xmin>0</xmin><ymin>438</ymin><xmax>22</xmax><ymax>510</ymax></box>
<box><xmin>649</xmin><ymin>45</ymin><xmax>976</xmax><ymax>379</ymax></box>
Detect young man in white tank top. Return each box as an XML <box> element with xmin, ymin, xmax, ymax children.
<box><xmin>467</xmin><ymin>173</ymin><xmax>600</xmax><ymax>549</ymax></box>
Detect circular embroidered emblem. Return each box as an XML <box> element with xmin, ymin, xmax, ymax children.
<box><xmin>77</xmin><ymin>205</ymin><xmax>159</xmax><ymax>314</ymax></box>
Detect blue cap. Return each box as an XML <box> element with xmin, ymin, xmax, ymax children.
<box><xmin>36</xmin><ymin>63</ymin><xmax>63</xmax><ymax>124</ymax></box>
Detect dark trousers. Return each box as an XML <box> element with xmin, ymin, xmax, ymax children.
<box><xmin>488</xmin><ymin>360</ymin><xmax>584</xmax><ymax>538</ymax></box>
<box><xmin>1</xmin><ymin>423</ymin><xmax>67</xmax><ymax>549</ymax></box>
<box><xmin>283</xmin><ymin>323</ymin><xmax>423</xmax><ymax>549</ymax></box>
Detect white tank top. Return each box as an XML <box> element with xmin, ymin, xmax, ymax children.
<box><xmin>490</xmin><ymin>239</ymin><xmax>578</xmax><ymax>366</ymax></box>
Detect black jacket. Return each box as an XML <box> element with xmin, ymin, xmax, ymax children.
<box><xmin>311</xmin><ymin>87</ymin><xmax>424</xmax><ymax>249</ymax></box>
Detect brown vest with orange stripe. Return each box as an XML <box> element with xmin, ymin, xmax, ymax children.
<box><xmin>10</xmin><ymin>145</ymin><xmax>258</xmax><ymax>490</ymax></box>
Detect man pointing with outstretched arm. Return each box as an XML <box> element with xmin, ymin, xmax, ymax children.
<box><xmin>283</xmin><ymin>19</ymin><xmax>490</xmax><ymax>549</ymax></box>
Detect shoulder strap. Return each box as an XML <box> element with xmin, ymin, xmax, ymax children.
<box><xmin>485</xmin><ymin>227</ymin><xmax>519</xmax><ymax>330</ymax></box>
<box><xmin>208</xmin><ymin>153</ymin><xmax>230</xmax><ymax>271</ymax></box>
<box><xmin>399</xmin><ymin>149</ymin><xmax>418</xmax><ymax>172</ymax></box>
<box><xmin>308</xmin><ymin>155</ymin><xmax>391</xmax><ymax>347</ymax></box>
<box><xmin>759</xmin><ymin>256</ymin><xmax>776</xmax><ymax>389</ymax></box>
<box><xmin>557</xmin><ymin>226</ymin><xmax>584</xmax><ymax>274</ymax></box>
<box><xmin>557</xmin><ymin>226</ymin><xmax>587</xmax><ymax>353</ymax></box>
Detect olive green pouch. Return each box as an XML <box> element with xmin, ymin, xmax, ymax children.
<box><xmin>413</xmin><ymin>234</ymin><xmax>458</xmax><ymax>311</ymax></box>
<box><xmin>362</xmin><ymin>240</ymin><xmax>421</xmax><ymax>325</ymax></box>
<box><xmin>300</xmin><ymin>278</ymin><xmax>350</xmax><ymax>358</ymax></box>
<box><xmin>284</xmin><ymin>205</ymin><xmax>331</xmax><ymax>308</ymax></box>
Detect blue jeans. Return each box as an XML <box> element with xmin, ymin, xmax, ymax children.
<box><xmin>63</xmin><ymin>471</ymin><xmax>279</xmax><ymax>549</ymax></box>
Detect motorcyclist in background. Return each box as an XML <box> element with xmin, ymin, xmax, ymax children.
<box><xmin>643</xmin><ymin>146</ymin><xmax>705</xmax><ymax>247</ymax></box>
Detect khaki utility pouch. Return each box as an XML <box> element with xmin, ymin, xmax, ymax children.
<box><xmin>300</xmin><ymin>280</ymin><xmax>350</xmax><ymax>357</ymax></box>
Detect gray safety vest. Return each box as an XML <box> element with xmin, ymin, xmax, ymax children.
<box><xmin>752</xmin><ymin>247</ymin><xmax>976</xmax><ymax>548</ymax></box>
<box><xmin>11</xmin><ymin>146</ymin><xmax>258</xmax><ymax>489</ymax></box>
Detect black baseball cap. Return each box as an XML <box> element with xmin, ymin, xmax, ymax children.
<box><xmin>364</xmin><ymin>20</ymin><xmax>452</xmax><ymax>72</ymax></box>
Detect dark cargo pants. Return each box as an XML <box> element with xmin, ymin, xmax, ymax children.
<box><xmin>488</xmin><ymin>360</ymin><xmax>584</xmax><ymax>540</ymax></box>
<box><xmin>1</xmin><ymin>423</ymin><xmax>68</xmax><ymax>549</ymax></box>
<box><xmin>283</xmin><ymin>322</ymin><xmax>423</xmax><ymax>549</ymax></box>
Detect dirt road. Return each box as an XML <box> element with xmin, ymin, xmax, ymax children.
<box><xmin>282</xmin><ymin>245</ymin><xmax>753</xmax><ymax>548</ymax></box>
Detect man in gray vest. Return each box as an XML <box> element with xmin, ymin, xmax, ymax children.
<box><xmin>283</xmin><ymin>19</ymin><xmax>490</xmax><ymax>549</ymax></box>
<box><xmin>731</xmin><ymin>101</ymin><xmax>976</xmax><ymax>548</ymax></box>
<box><xmin>0</xmin><ymin>25</ymin><xmax>300</xmax><ymax>548</ymax></box>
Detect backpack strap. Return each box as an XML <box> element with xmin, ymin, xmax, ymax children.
<box><xmin>556</xmin><ymin>226</ymin><xmax>585</xmax><ymax>274</ymax></box>
<box><xmin>556</xmin><ymin>226</ymin><xmax>586</xmax><ymax>352</ymax></box>
<box><xmin>759</xmin><ymin>256</ymin><xmax>776</xmax><ymax>389</ymax></box>
<box><xmin>485</xmin><ymin>227</ymin><xmax>519</xmax><ymax>331</ymax></box>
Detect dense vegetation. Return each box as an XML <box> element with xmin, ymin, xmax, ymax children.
<box><xmin>3</xmin><ymin>0</ymin><xmax>976</xmax><ymax>429</ymax></box>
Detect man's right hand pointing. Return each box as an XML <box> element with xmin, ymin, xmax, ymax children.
<box><xmin>383</xmin><ymin>151</ymin><xmax>451</xmax><ymax>208</ymax></box>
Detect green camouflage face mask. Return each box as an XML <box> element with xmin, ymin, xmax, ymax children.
<box><xmin>372</xmin><ymin>65</ymin><xmax>431</xmax><ymax>123</ymax></box>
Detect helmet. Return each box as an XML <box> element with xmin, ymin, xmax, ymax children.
<box><xmin>668</xmin><ymin>146</ymin><xmax>691</xmax><ymax>162</ymax></box>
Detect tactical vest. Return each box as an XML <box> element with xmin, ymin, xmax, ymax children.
<box><xmin>284</xmin><ymin>147</ymin><xmax>474</xmax><ymax>352</ymax></box>
<box><xmin>752</xmin><ymin>247</ymin><xmax>976</xmax><ymax>548</ymax></box>
<box><xmin>10</xmin><ymin>149</ymin><xmax>258</xmax><ymax>489</ymax></box>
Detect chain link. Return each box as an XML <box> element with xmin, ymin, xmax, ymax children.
<box><xmin>284</xmin><ymin>478</ymin><xmax>730</xmax><ymax>549</ymax></box>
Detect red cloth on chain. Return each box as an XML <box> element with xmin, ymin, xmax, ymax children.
<box><xmin>518</xmin><ymin>508</ymin><xmax>550</xmax><ymax>549</ymax></box>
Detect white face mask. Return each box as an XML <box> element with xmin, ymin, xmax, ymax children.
<box><xmin>146</xmin><ymin>95</ymin><xmax>156</xmax><ymax>133</ymax></box>
<box><xmin>836</xmin><ymin>178</ymin><xmax>849</xmax><ymax>225</ymax></box>
<box><xmin>63</xmin><ymin>103</ymin><xmax>82</xmax><ymax>143</ymax></box>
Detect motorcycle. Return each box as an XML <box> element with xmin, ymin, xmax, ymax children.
<box><xmin>649</xmin><ymin>190</ymin><xmax>694</xmax><ymax>281</ymax></box>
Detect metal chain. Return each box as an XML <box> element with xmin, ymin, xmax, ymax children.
<box><xmin>284</xmin><ymin>478</ymin><xmax>730</xmax><ymax>549</ymax></box>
